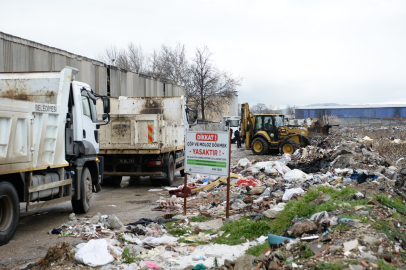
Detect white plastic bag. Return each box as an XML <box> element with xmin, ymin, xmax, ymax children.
<box><xmin>143</xmin><ymin>235</ymin><xmax>179</xmax><ymax>245</ymax></box>
<box><xmin>283</xmin><ymin>169</ymin><xmax>311</xmax><ymax>182</ymax></box>
<box><xmin>237</xmin><ymin>158</ymin><xmax>252</xmax><ymax>168</ymax></box>
<box><xmin>75</xmin><ymin>239</ymin><xmax>114</xmax><ymax>266</ymax></box>
<box><xmin>310</xmin><ymin>211</ymin><xmax>338</xmax><ymax>226</ymax></box>
<box><xmin>272</xmin><ymin>202</ymin><xmax>286</xmax><ymax>212</ymax></box>
<box><xmin>273</xmin><ymin>161</ymin><xmax>291</xmax><ymax>175</ymax></box>
<box><xmin>282</xmin><ymin>153</ymin><xmax>291</xmax><ymax>161</ymax></box>
<box><xmin>282</xmin><ymin>188</ymin><xmax>305</xmax><ymax>201</ymax></box>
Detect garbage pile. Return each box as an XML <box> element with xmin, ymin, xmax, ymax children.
<box><xmin>31</xmin><ymin>125</ymin><xmax>406</xmax><ymax>269</ymax></box>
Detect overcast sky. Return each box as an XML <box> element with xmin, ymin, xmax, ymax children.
<box><xmin>1</xmin><ymin>0</ymin><xmax>406</xmax><ymax>108</ymax></box>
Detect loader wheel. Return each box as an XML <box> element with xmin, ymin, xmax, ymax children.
<box><xmin>0</xmin><ymin>182</ymin><xmax>19</xmax><ymax>246</ymax></box>
<box><xmin>71</xmin><ymin>167</ymin><xmax>92</xmax><ymax>214</ymax></box>
<box><xmin>280</xmin><ymin>139</ymin><xmax>299</xmax><ymax>155</ymax></box>
<box><xmin>251</xmin><ymin>137</ymin><xmax>269</xmax><ymax>155</ymax></box>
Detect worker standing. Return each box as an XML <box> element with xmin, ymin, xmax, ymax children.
<box><xmin>234</xmin><ymin>129</ymin><xmax>242</xmax><ymax>148</ymax></box>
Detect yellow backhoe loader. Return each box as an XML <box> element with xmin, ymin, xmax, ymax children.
<box><xmin>241</xmin><ymin>103</ymin><xmax>311</xmax><ymax>155</ymax></box>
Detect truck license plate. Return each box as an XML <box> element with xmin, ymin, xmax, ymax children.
<box><xmin>118</xmin><ymin>159</ymin><xmax>134</xmax><ymax>164</ymax></box>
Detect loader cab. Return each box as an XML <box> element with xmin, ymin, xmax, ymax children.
<box><xmin>254</xmin><ymin>115</ymin><xmax>284</xmax><ymax>142</ymax></box>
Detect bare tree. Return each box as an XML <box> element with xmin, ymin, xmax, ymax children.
<box><xmin>98</xmin><ymin>43</ymin><xmax>148</xmax><ymax>73</ymax></box>
<box><xmin>127</xmin><ymin>43</ymin><xmax>148</xmax><ymax>73</ymax></box>
<box><xmin>251</xmin><ymin>103</ymin><xmax>269</xmax><ymax>114</ymax></box>
<box><xmin>97</xmin><ymin>45</ymin><xmax>127</xmax><ymax>69</ymax></box>
<box><xmin>188</xmin><ymin>46</ymin><xmax>241</xmax><ymax>120</ymax></box>
<box><xmin>148</xmin><ymin>43</ymin><xmax>191</xmax><ymax>88</ymax></box>
<box><xmin>286</xmin><ymin>105</ymin><xmax>295</xmax><ymax>116</ymax></box>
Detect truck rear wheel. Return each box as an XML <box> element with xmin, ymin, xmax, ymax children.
<box><xmin>0</xmin><ymin>182</ymin><xmax>19</xmax><ymax>246</ymax></box>
<box><xmin>112</xmin><ymin>176</ymin><xmax>122</xmax><ymax>187</ymax></box>
<box><xmin>163</xmin><ymin>155</ymin><xmax>175</xmax><ymax>186</ymax></box>
<box><xmin>251</xmin><ymin>137</ymin><xmax>269</xmax><ymax>155</ymax></box>
<box><xmin>280</xmin><ymin>139</ymin><xmax>299</xmax><ymax>154</ymax></box>
<box><xmin>71</xmin><ymin>167</ymin><xmax>92</xmax><ymax>214</ymax></box>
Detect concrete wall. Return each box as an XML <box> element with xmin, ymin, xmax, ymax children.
<box><xmin>0</xmin><ymin>31</ymin><xmax>185</xmax><ymax>98</ymax></box>
<box><xmin>190</xmin><ymin>123</ymin><xmax>223</xmax><ymax>131</ymax></box>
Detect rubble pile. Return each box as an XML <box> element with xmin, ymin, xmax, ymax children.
<box><xmin>30</xmin><ymin>126</ymin><xmax>406</xmax><ymax>269</ymax></box>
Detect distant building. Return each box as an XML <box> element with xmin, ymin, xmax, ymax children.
<box><xmin>296</xmin><ymin>104</ymin><xmax>406</xmax><ymax>119</ymax></box>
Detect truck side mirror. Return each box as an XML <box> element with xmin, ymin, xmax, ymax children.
<box><xmin>102</xmin><ymin>113</ymin><xmax>110</xmax><ymax>123</ymax></box>
<box><xmin>102</xmin><ymin>97</ymin><xmax>110</xmax><ymax>114</ymax></box>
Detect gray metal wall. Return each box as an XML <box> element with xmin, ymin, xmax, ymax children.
<box><xmin>0</xmin><ymin>31</ymin><xmax>185</xmax><ymax>98</ymax></box>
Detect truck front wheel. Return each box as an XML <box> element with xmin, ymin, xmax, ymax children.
<box><xmin>71</xmin><ymin>167</ymin><xmax>92</xmax><ymax>214</ymax></box>
<box><xmin>0</xmin><ymin>182</ymin><xmax>19</xmax><ymax>246</ymax></box>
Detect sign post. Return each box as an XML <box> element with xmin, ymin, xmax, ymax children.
<box><xmin>184</xmin><ymin>131</ymin><xmax>231</xmax><ymax>216</ymax></box>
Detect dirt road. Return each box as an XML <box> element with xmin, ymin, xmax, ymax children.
<box><xmin>0</xmin><ymin>175</ymin><xmax>185</xmax><ymax>268</ymax></box>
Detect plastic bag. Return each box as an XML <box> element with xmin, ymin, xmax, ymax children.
<box><xmin>283</xmin><ymin>169</ymin><xmax>311</xmax><ymax>182</ymax></box>
<box><xmin>282</xmin><ymin>153</ymin><xmax>292</xmax><ymax>161</ymax></box>
<box><xmin>273</xmin><ymin>161</ymin><xmax>291</xmax><ymax>175</ymax></box>
<box><xmin>145</xmin><ymin>261</ymin><xmax>161</xmax><ymax>269</ymax></box>
<box><xmin>75</xmin><ymin>239</ymin><xmax>114</xmax><ymax>266</ymax></box>
<box><xmin>282</xmin><ymin>188</ymin><xmax>305</xmax><ymax>201</ymax></box>
<box><xmin>143</xmin><ymin>235</ymin><xmax>179</xmax><ymax>245</ymax></box>
<box><xmin>310</xmin><ymin>211</ymin><xmax>338</xmax><ymax>227</ymax></box>
<box><xmin>237</xmin><ymin>158</ymin><xmax>252</xmax><ymax>168</ymax></box>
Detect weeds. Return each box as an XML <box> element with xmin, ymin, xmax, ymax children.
<box><xmin>372</xmin><ymin>220</ymin><xmax>406</xmax><ymax>244</ymax></box>
<box><xmin>169</xmin><ymin>228</ymin><xmax>189</xmax><ymax>236</ymax></box>
<box><xmin>316</xmin><ymin>260</ymin><xmax>358</xmax><ymax>270</ymax></box>
<box><xmin>246</xmin><ymin>241</ymin><xmax>270</xmax><ymax>256</ymax></box>
<box><xmin>269</xmin><ymin>186</ymin><xmax>357</xmax><ymax>234</ymax></box>
<box><xmin>178</xmin><ymin>237</ymin><xmax>206</xmax><ymax>245</ymax></box>
<box><xmin>375</xmin><ymin>194</ymin><xmax>406</xmax><ymax>214</ymax></box>
<box><xmin>121</xmin><ymin>247</ymin><xmax>136</xmax><ymax>264</ymax></box>
<box><xmin>190</xmin><ymin>215</ymin><xmax>210</xmax><ymax>222</ymax></box>
<box><xmin>213</xmin><ymin>217</ymin><xmax>271</xmax><ymax>245</ymax></box>
<box><xmin>377</xmin><ymin>259</ymin><xmax>398</xmax><ymax>270</ymax></box>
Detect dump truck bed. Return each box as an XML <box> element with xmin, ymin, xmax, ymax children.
<box><xmin>99</xmin><ymin>96</ymin><xmax>186</xmax><ymax>155</ymax></box>
<box><xmin>0</xmin><ymin>69</ymin><xmax>74</xmax><ymax>175</ymax></box>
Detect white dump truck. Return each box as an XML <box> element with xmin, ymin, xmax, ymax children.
<box><xmin>99</xmin><ymin>96</ymin><xmax>194</xmax><ymax>186</ymax></box>
<box><xmin>221</xmin><ymin>116</ymin><xmax>241</xmax><ymax>143</ymax></box>
<box><xmin>0</xmin><ymin>67</ymin><xmax>110</xmax><ymax>245</ymax></box>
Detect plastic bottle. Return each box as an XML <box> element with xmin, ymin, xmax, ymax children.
<box><xmin>192</xmin><ymin>255</ymin><xmax>206</xmax><ymax>261</ymax></box>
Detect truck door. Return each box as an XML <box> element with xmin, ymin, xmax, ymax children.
<box><xmin>80</xmin><ymin>89</ymin><xmax>99</xmax><ymax>153</ymax></box>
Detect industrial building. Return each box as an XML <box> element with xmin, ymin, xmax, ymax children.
<box><xmin>0</xmin><ymin>31</ymin><xmax>184</xmax><ymax>98</ymax></box>
<box><xmin>296</xmin><ymin>104</ymin><xmax>406</xmax><ymax>120</ymax></box>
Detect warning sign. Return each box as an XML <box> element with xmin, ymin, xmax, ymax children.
<box><xmin>185</xmin><ymin>131</ymin><xmax>230</xmax><ymax>176</ymax></box>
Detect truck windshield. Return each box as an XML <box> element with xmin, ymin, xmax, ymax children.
<box><xmin>229</xmin><ymin>120</ymin><xmax>239</xmax><ymax>127</ymax></box>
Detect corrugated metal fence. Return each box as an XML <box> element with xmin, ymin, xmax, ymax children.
<box><xmin>0</xmin><ymin>31</ymin><xmax>185</xmax><ymax>98</ymax></box>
